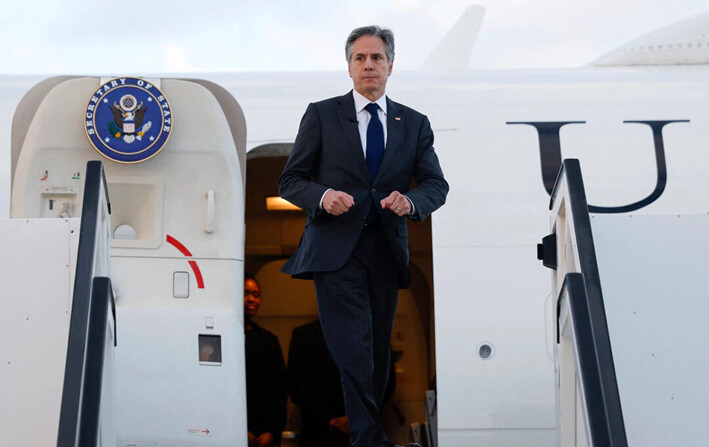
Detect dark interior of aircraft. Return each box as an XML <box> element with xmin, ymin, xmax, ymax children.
<box><xmin>244</xmin><ymin>144</ymin><xmax>436</xmax><ymax>445</ymax></box>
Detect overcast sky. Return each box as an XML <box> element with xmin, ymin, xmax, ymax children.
<box><xmin>1</xmin><ymin>0</ymin><xmax>707</xmax><ymax>74</ymax></box>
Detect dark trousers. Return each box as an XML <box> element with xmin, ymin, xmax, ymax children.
<box><xmin>313</xmin><ymin>225</ymin><xmax>399</xmax><ymax>447</ymax></box>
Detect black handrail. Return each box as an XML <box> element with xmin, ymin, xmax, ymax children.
<box><xmin>57</xmin><ymin>161</ymin><xmax>113</xmax><ymax>447</ymax></box>
<box><xmin>77</xmin><ymin>276</ymin><xmax>113</xmax><ymax>447</ymax></box>
<box><xmin>550</xmin><ymin>159</ymin><xmax>628</xmax><ymax>447</ymax></box>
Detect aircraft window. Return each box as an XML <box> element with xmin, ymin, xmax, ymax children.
<box><xmin>113</xmin><ymin>224</ymin><xmax>136</xmax><ymax>240</ymax></box>
<box><xmin>198</xmin><ymin>334</ymin><xmax>222</xmax><ymax>365</ymax></box>
<box><xmin>478</xmin><ymin>343</ymin><xmax>494</xmax><ymax>360</ymax></box>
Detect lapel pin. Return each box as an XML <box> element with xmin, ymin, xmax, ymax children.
<box><xmin>395</xmin><ymin>117</ymin><xmax>401</xmax><ymax>121</ymax></box>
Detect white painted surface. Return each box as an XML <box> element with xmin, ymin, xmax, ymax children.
<box><xmin>8</xmin><ymin>77</ymin><xmax>248</xmax><ymax>446</ymax></box>
<box><xmin>426</xmin><ymin>65</ymin><xmax>709</xmax><ymax>445</ymax></box>
<box><xmin>434</xmin><ymin>245</ymin><xmax>554</xmax><ymax>434</ymax></box>
<box><xmin>112</xmin><ymin>258</ymin><xmax>245</xmax><ymax>447</ymax></box>
<box><xmin>592</xmin><ymin>213</ymin><xmax>709</xmax><ymax>446</ymax></box>
<box><xmin>592</xmin><ymin>12</ymin><xmax>709</xmax><ymax>66</ymax></box>
<box><xmin>0</xmin><ymin>218</ymin><xmax>78</xmax><ymax>447</ymax></box>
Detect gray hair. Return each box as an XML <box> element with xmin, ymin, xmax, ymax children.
<box><xmin>345</xmin><ymin>25</ymin><xmax>395</xmax><ymax>63</ymax></box>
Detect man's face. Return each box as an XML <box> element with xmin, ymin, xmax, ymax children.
<box><xmin>243</xmin><ymin>278</ymin><xmax>261</xmax><ymax>318</ymax></box>
<box><xmin>348</xmin><ymin>35</ymin><xmax>393</xmax><ymax>101</ymax></box>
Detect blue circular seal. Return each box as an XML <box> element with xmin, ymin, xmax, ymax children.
<box><xmin>84</xmin><ymin>77</ymin><xmax>172</xmax><ymax>163</ymax></box>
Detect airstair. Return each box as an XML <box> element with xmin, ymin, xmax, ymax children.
<box><xmin>1</xmin><ymin>161</ymin><xmax>115</xmax><ymax>446</ymax></box>
<box><xmin>540</xmin><ymin>159</ymin><xmax>709</xmax><ymax>446</ymax></box>
<box><xmin>2</xmin><ymin>75</ymin><xmax>248</xmax><ymax>447</ymax></box>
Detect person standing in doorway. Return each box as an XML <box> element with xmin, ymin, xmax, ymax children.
<box><xmin>244</xmin><ymin>274</ymin><xmax>287</xmax><ymax>447</ymax></box>
<box><xmin>278</xmin><ymin>25</ymin><xmax>448</xmax><ymax>447</ymax></box>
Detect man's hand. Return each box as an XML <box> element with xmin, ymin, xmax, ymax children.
<box><xmin>329</xmin><ymin>415</ymin><xmax>350</xmax><ymax>442</ymax></box>
<box><xmin>380</xmin><ymin>191</ymin><xmax>411</xmax><ymax>216</ymax></box>
<box><xmin>256</xmin><ymin>432</ymin><xmax>274</xmax><ymax>447</ymax></box>
<box><xmin>323</xmin><ymin>190</ymin><xmax>355</xmax><ymax>215</ymax></box>
<box><xmin>329</xmin><ymin>415</ymin><xmax>349</xmax><ymax>435</ymax></box>
<box><xmin>248</xmin><ymin>431</ymin><xmax>257</xmax><ymax>447</ymax></box>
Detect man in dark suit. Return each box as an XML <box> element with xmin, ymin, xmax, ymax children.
<box><xmin>278</xmin><ymin>25</ymin><xmax>448</xmax><ymax>447</ymax></box>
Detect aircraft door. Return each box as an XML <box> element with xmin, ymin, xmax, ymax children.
<box><xmin>10</xmin><ymin>76</ymin><xmax>249</xmax><ymax>447</ymax></box>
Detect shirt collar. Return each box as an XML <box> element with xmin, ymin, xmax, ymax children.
<box><xmin>353</xmin><ymin>89</ymin><xmax>387</xmax><ymax>116</ymax></box>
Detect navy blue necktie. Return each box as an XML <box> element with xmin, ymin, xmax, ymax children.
<box><xmin>365</xmin><ymin>102</ymin><xmax>384</xmax><ymax>182</ymax></box>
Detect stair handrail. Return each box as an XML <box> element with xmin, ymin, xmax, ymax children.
<box><xmin>56</xmin><ymin>160</ymin><xmax>114</xmax><ymax>447</ymax></box>
<box><xmin>544</xmin><ymin>159</ymin><xmax>628</xmax><ymax>446</ymax></box>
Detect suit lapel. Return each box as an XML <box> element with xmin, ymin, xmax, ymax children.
<box><xmin>375</xmin><ymin>98</ymin><xmax>403</xmax><ymax>184</ymax></box>
<box><xmin>336</xmin><ymin>92</ymin><xmax>369</xmax><ymax>179</ymax></box>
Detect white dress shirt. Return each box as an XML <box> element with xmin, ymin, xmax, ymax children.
<box><xmin>352</xmin><ymin>89</ymin><xmax>387</xmax><ymax>156</ymax></box>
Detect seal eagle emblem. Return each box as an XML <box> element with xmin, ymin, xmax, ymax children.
<box><xmin>84</xmin><ymin>77</ymin><xmax>172</xmax><ymax>163</ymax></box>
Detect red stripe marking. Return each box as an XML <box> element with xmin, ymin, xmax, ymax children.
<box><xmin>166</xmin><ymin>235</ymin><xmax>205</xmax><ymax>289</ymax></box>
<box><xmin>166</xmin><ymin>234</ymin><xmax>193</xmax><ymax>256</ymax></box>
<box><xmin>189</xmin><ymin>260</ymin><xmax>205</xmax><ymax>289</ymax></box>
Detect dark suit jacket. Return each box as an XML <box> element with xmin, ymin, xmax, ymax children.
<box><xmin>279</xmin><ymin>91</ymin><xmax>448</xmax><ymax>288</ymax></box>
